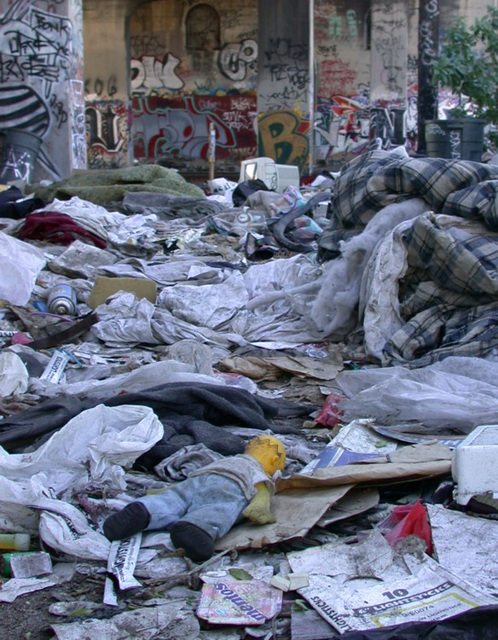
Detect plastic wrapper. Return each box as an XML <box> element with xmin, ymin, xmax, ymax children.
<box><xmin>378</xmin><ymin>501</ymin><xmax>433</xmax><ymax>555</ymax></box>
<box><xmin>0</xmin><ymin>351</ymin><xmax>29</xmax><ymax>397</ymax></box>
<box><xmin>0</xmin><ymin>231</ymin><xmax>46</xmax><ymax>305</ymax></box>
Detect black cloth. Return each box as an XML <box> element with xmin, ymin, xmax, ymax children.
<box><xmin>0</xmin><ymin>382</ymin><xmax>310</xmax><ymax>455</ymax></box>
<box><xmin>0</xmin><ymin>186</ymin><xmax>45</xmax><ymax>219</ymax></box>
<box><xmin>232</xmin><ymin>179</ymin><xmax>270</xmax><ymax>206</ymax></box>
<box><xmin>327</xmin><ymin>605</ymin><xmax>498</xmax><ymax>639</ymax></box>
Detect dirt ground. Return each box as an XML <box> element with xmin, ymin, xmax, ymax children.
<box><xmin>0</xmin><ymin>569</ymin><xmax>106</xmax><ymax>640</ymax></box>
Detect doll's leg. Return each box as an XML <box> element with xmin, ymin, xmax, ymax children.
<box><xmin>137</xmin><ymin>484</ymin><xmax>191</xmax><ymax>530</ymax></box>
<box><xmin>103</xmin><ymin>475</ymin><xmax>248</xmax><ymax>562</ymax></box>
<box><xmin>169</xmin><ymin>475</ymin><xmax>248</xmax><ymax>561</ymax></box>
<box><xmin>103</xmin><ymin>482</ymin><xmax>192</xmax><ymax>541</ymax></box>
<box><xmin>177</xmin><ymin>475</ymin><xmax>248</xmax><ymax>539</ymax></box>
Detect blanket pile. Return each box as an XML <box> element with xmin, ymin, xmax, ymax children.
<box><xmin>315</xmin><ymin>149</ymin><xmax>498</xmax><ymax>366</ymax></box>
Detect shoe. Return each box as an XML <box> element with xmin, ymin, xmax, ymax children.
<box><xmin>170</xmin><ymin>521</ymin><xmax>215</xmax><ymax>562</ymax></box>
<box><xmin>103</xmin><ymin>502</ymin><xmax>150</xmax><ymax>541</ymax></box>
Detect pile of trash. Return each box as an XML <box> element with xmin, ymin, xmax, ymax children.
<box><xmin>0</xmin><ymin>153</ymin><xmax>498</xmax><ymax>639</ymax></box>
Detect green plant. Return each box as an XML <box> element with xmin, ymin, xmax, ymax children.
<box><xmin>432</xmin><ymin>6</ymin><xmax>498</xmax><ymax>146</ymax></box>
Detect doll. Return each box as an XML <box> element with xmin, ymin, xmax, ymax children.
<box><xmin>103</xmin><ymin>434</ymin><xmax>285</xmax><ymax>561</ymax></box>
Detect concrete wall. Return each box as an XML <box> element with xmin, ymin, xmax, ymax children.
<box><xmin>314</xmin><ymin>0</ymin><xmax>418</xmax><ymax>168</ymax></box>
<box><xmin>83</xmin><ymin>0</ymin><xmax>258</xmax><ymax>172</ymax></box>
<box><xmin>81</xmin><ymin>0</ymin><xmax>495</xmax><ymax>174</ymax></box>
<box><xmin>0</xmin><ymin>0</ymin><xmax>86</xmax><ymax>182</ymax></box>
<box><xmin>314</xmin><ymin>0</ymin><xmax>371</xmax><ymax>163</ymax></box>
<box><xmin>129</xmin><ymin>0</ymin><xmax>257</xmax><ymax>173</ymax></box>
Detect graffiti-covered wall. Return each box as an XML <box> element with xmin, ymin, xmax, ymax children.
<box><xmin>84</xmin><ymin>0</ymin><xmax>133</xmax><ymax>169</ymax></box>
<box><xmin>314</xmin><ymin>0</ymin><xmax>418</xmax><ymax>168</ymax></box>
<box><xmin>257</xmin><ymin>0</ymin><xmax>311</xmax><ymax>173</ymax></box>
<box><xmin>133</xmin><ymin>94</ymin><xmax>256</xmax><ymax>164</ymax></box>
<box><xmin>0</xmin><ymin>0</ymin><xmax>86</xmax><ymax>182</ymax></box>
<box><xmin>128</xmin><ymin>0</ymin><xmax>258</xmax><ymax>171</ymax></box>
<box><xmin>81</xmin><ymin>0</ymin><xmax>495</xmax><ymax>174</ymax></box>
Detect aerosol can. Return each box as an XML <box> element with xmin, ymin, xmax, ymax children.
<box><xmin>47</xmin><ymin>283</ymin><xmax>78</xmax><ymax>315</ymax></box>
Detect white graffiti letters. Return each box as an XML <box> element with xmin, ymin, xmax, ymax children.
<box><xmin>131</xmin><ymin>53</ymin><xmax>183</xmax><ymax>93</ymax></box>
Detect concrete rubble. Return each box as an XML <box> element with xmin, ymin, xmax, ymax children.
<box><xmin>0</xmin><ymin>151</ymin><xmax>498</xmax><ymax>638</ymax></box>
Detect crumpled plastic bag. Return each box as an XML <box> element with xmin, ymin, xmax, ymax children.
<box><xmin>378</xmin><ymin>501</ymin><xmax>433</xmax><ymax>555</ymax></box>
<box><xmin>0</xmin><ymin>231</ymin><xmax>46</xmax><ymax>305</ymax></box>
<box><xmin>336</xmin><ymin>356</ymin><xmax>498</xmax><ymax>433</ymax></box>
<box><xmin>38</xmin><ymin>501</ymin><xmax>112</xmax><ymax>561</ymax></box>
<box><xmin>0</xmin><ymin>351</ymin><xmax>29</xmax><ymax>397</ymax></box>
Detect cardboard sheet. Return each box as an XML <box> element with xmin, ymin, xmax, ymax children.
<box><xmin>216</xmin><ymin>484</ymin><xmax>352</xmax><ymax>551</ymax></box>
<box><xmin>276</xmin><ymin>442</ymin><xmax>452</xmax><ymax>492</ymax></box>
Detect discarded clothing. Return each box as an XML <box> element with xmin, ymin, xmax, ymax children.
<box><xmin>0</xmin><ymin>186</ymin><xmax>45</xmax><ymax>220</ymax></box>
<box><xmin>314</xmin><ymin>149</ymin><xmax>498</xmax><ymax>364</ymax></box>
<box><xmin>17</xmin><ymin>211</ymin><xmax>107</xmax><ymax>248</ymax></box>
<box><xmin>154</xmin><ymin>443</ymin><xmax>223</xmax><ymax>481</ymax></box>
<box><xmin>122</xmin><ymin>191</ymin><xmax>226</xmax><ymax>221</ymax></box>
<box><xmin>0</xmin><ymin>382</ymin><xmax>309</xmax><ymax>455</ymax></box>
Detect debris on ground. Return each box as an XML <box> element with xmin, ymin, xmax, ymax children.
<box><xmin>1</xmin><ymin>151</ymin><xmax>498</xmax><ymax>638</ymax></box>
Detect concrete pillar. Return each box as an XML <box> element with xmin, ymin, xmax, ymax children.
<box><xmin>417</xmin><ymin>0</ymin><xmax>439</xmax><ymax>154</ymax></box>
<box><xmin>370</xmin><ymin>0</ymin><xmax>408</xmax><ymax>103</ymax></box>
<box><xmin>84</xmin><ymin>0</ymin><xmax>135</xmax><ymax>168</ymax></box>
<box><xmin>0</xmin><ymin>0</ymin><xmax>86</xmax><ymax>182</ymax></box>
<box><xmin>257</xmin><ymin>0</ymin><xmax>312</xmax><ymax>174</ymax></box>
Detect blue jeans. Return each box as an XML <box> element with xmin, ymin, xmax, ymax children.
<box><xmin>137</xmin><ymin>474</ymin><xmax>249</xmax><ymax>540</ymax></box>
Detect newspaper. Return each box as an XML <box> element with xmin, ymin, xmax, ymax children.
<box><xmin>197</xmin><ymin>577</ymin><xmax>282</xmax><ymax>625</ymax></box>
<box><xmin>104</xmin><ymin>534</ymin><xmax>142</xmax><ymax>605</ymax></box>
<box><xmin>300</xmin><ymin>419</ymin><xmax>397</xmax><ymax>475</ymax></box>
<box><xmin>288</xmin><ymin>530</ymin><xmax>496</xmax><ymax>634</ymax></box>
<box><xmin>428</xmin><ymin>504</ymin><xmax>498</xmax><ymax>599</ymax></box>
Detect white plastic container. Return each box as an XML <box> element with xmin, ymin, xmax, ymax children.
<box><xmin>452</xmin><ymin>424</ymin><xmax>498</xmax><ymax>505</ymax></box>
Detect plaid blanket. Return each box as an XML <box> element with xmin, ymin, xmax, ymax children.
<box><xmin>320</xmin><ymin>149</ymin><xmax>498</xmax><ymax>366</ymax></box>
<box><xmin>325</xmin><ymin>150</ymin><xmax>498</xmax><ymax>232</ymax></box>
<box><xmin>384</xmin><ymin>213</ymin><xmax>498</xmax><ymax>366</ymax></box>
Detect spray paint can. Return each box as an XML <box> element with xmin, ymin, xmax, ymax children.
<box><xmin>47</xmin><ymin>284</ymin><xmax>78</xmax><ymax>316</ymax></box>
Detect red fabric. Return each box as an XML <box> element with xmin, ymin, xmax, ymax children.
<box><xmin>382</xmin><ymin>501</ymin><xmax>433</xmax><ymax>556</ymax></box>
<box><xmin>18</xmin><ymin>211</ymin><xmax>107</xmax><ymax>249</ymax></box>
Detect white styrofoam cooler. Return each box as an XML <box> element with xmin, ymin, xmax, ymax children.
<box><xmin>452</xmin><ymin>424</ymin><xmax>498</xmax><ymax>505</ymax></box>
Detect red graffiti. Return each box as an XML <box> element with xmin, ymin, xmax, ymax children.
<box><xmin>320</xmin><ymin>60</ymin><xmax>356</xmax><ymax>97</ymax></box>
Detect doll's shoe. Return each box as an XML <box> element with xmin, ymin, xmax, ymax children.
<box><xmin>103</xmin><ymin>502</ymin><xmax>150</xmax><ymax>541</ymax></box>
<box><xmin>170</xmin><ymin>521</ymin><xmax>215</xmax><ymax>562</ymax></box>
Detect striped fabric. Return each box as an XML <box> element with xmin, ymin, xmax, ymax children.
<box><xmin>328</xmin><ymin>150</ymin><xmax>498</xmax><ymax>232</ymax></box>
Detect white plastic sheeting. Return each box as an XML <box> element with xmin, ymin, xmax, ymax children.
<box><xmin>0</xmin><ymin>351</ymin><xmax>29</xmax><ymax>397</ymax></box>
<box><xmin>310</xmin><ymin>199</ymin><xmax>428</xmax><ymax>341</ymax></box>
<box><xmin>0</xmin><ymin>404</ymin><xmax>163</xmax><ymax>559</ymax></box>
<box><xmin>0</xmin><ymin>231</ymin><xmax>46</xmax><ymax>305</ymax></box>
<box><xmin>336</xmin><ymin>356</ymin><xmax>498</xmax><ymax>433</ymax></box>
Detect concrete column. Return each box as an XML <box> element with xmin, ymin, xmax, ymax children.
<box><xmin>0</xmin><ymin>0</ymin><xmax>86</xmax><ymax>182</ymax></box>
<box><xmin>84</xmin><ymin>0</ymin><xmax>134</xmax><ymax>168</ymax></box>
<box><xmin>257</xmin><ymin>0</ymin><xmax>312</xmax><ymax>174</ymax></box>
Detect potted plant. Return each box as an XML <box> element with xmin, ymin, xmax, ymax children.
<box><xmin>425</xmin><ymin>6</ymin><xmax>498</xmax><ymax>161</ymax></box>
